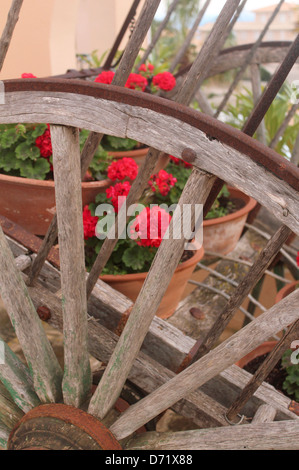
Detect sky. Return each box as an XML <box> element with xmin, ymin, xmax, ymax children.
<box><xmin>156</xmin><ymin>0</ymin><xmax>299</xmax><ymax>22</ymax></box>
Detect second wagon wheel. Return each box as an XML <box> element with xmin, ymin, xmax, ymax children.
<box><xmin>0</xmin><ymin>74</ymin><xmax>298</xmax><ymax>450</ymax></box>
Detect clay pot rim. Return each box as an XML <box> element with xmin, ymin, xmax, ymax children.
<box><xmin>100</xmin><ymin>244</ymin><xmax>204</xmax><ymax>282</ymax></box>
<box><xmin>236</xmin><ymin>341</ymin><xmax>278</xmax><ymax>368</ymax></box>
<box><xmin>0</xmin><ymin>172</ymin><xmax>111</xmax><ymax>189</ymax></box>
<box><xmin>108</xmin><ymin>146</ymin><xmax>149</xmax><ymax>158</ymax></box>
<box><xmin>203</xmin><ymin>186</ymin><xmax>257</xmax><ymax>227</ymax></box>
<box><xmin>275</xmin><ymin>281</ymin><xmax>299</xmax><ymax>304</ymax></box>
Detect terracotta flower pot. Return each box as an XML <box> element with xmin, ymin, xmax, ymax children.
<box><xmin>203</xmin><ymin>187</ymin><xmax>257</xmax><ymax>255</ymax></box>
<box><xmin>275</xmin><ymin>281</ymin><xmax>299</xmax><ymax>304</ymax></box>
<box><xmin>235</xmin><ymin>341</ymin><xmax>278</xmax><ymax>368</ymax></box>
<box><xmin>100</xmin><ymin>245</ymin><xmax>205</xmax><ymax>320</ymax></box>
<box><xmin>0</xmin><ymin>173</ymin><xmax>110</xmax><ymax>236</ymax></box>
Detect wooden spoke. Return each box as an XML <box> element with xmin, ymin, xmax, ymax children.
<box><xmin>0</xmin><ymin>0</ymin><xmax>23</xmax><ymax>71</ymax></box>
<box><xmin>88</xmin><ymin>169</ymin><xmax>217</xmax><ymax>420</ymax></box>
<box><xmin>0</xmin><ymin>226</ymin><xmax>63</xmax><ymax>403</ymax></box>
<box><xmin>110</xmin><ymin>290</ymin><xmax>299</xmax><ymax>439</ymax></box>
<box><xmin>125</xmin><ymin>421</ymin><xmax>299</xmax><ymax>450</ymax></box>
<box><xmin>214</xmin><ymin>0</ymin><xmax>284</xmax><ymax>118</ymax></box>
<box><xmin>168</xmin><ymin>0</ymin><xmax>212</xmax><ymax>74</ymax></box>
<box><xmin>0</xmin><ymin>338</ymin><xmax>40</xmax><ymax>412</ymax></box>
<box><xmin>0</xmin><ymin>423</ymin><xmax>10</xmax><ymax>450</ymax></box>
<box><xmin>51</xmin><ymin>125</ymin><xmax>91</xmax><ymax>407</ymax></box>
<box><xmin>190</xmin><ymin>224</ymin><xmax>293</xmax><ymax>362</ymax></box>
<box><xmin>0</xmin><ymin>381</ymin><xmax>24</xmax><ymax>430</ymax></box>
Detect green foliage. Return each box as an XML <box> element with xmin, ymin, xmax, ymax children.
<box><xmin>282</xmin><ymin>349</ymin><xmax>299</xmax><ymax>402</ymax></box>
<box><xmin>76</xmin><ymin>49</ymin><xmax>109</xmax><ymax>68</ymax></box>
<box><xmin>101</xmin><ymin>135</ymin><xmax>138</xmax><ymax>152</ymax></box>
<box><xmin>222</xmin><ymin>84</ymin><xmax>299</xmax><ymax>159</ymax></box>
<box><xmin>0</xmin><ymin>124</ymin><xmax>111</xmax><ymax>181</ymax></box>
<box><xmin>0</xmin><ymin>123</ymin><xmax>51</xmax><ymax>180</ymax></box>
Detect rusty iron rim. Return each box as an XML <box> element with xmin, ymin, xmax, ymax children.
<box><xmin>3</xmin><ymin>78</ymin><xmax>299</xmax><ymax>193</ymax></box>
<box><xmin>7</xmin><ymin>404</ymin><xmax>123</xmax><ymax>450</ymax></box>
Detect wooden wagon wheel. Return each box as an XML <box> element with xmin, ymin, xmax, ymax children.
<box><xmin>0</xmin><ymin>75</ymin><xmax>298</xmax><ymax>450</ymax></box>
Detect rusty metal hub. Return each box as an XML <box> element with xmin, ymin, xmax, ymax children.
<box><xmin>7</xmin><ymin>404</ymin><xmax>122</xmax><ymax>450</ymax></box>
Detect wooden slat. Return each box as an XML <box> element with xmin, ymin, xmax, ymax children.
<box><xmin>0</xmin><ymin>226</ymin><xmax>63</xmax><ymax>403</ymax></box>
<box><xmin>0</xmin><ymin>338</ymin><xmax>40</xmax><ymax>413</ymax></box>
<box><xmin>2</xmin><ymin>89</ymin><xmax>299</xmax><ymax>236</ymax></box>
<box><xmin>110</xmin><ymin>289</ymin><xmax>299</xmax><ymax>439</ymax></box>
<box><xmin>0</xmin><ymin>0</ymin><xmax>23</xmax><ymax>71</ymax></box>
<box><xmin>251</xmin><ymin>405</ymin><xmax>276</xmax><ymax>424</ymax></box>
<box><xmin>51</xmin><ymin>125</ymin><xmax>91</xmax><ymax>407</ymax></box>
<box><xmin>125</xmin><ymin>421</ymin><xmax>299</xmax><ymax>450</ymax></box>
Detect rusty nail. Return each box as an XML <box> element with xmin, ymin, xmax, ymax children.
<box><xmin>190</xmin><ymin>307</ymin><xmax>205</xmax><ymax>320</ymax></box>
<box><xmin>37</xmin><ymin>306</ymin><xmax>51</xmax><ymax>321</ymax></box>
<box><xmin>182</xmin><ymin>148</ymin><xmax>196</xmax><ymax>163</ymax></box>
<box><xmin>283</xmin><ymin>208</ymin><xmax>289</xmax><ymax>217</ymax></box>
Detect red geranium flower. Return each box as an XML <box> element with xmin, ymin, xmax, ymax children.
<box><xmin>94</xmin><ymin>71</ymin><xmax>115</xmax><ymax>84</ymax></box>
<box><xmin>106</xmin><ymin>181</ymin><xmax>131</xmax><ymax>213</ymax></box>
<box><xmin>131</xmin><ymin>206</ymin><xmax>171</xmax><ymax>248</ymax></box>
<box><xmin>35</xmin><ymin>124</ymin><xmax>52</xmax><ymax>158</ymax></box>
<box><xmin>148</xmin><ymin>169</ymin><xmax>177</xmax><ymax>196</ymax></box>
<box><xmin>152</xmin><ymin>72</ymin><xmax>176</xmax><ymax>92</ymax></box>
<box><xmin>125</xmin><ymin>73</ymin><xmax>148</xmax><ymax>91</ymax></box>
<box><xmin>107</xmin><ymin>157</ymin><xmax>138</xmax><ymax>181</ymax></box>
<box><xmin>21</xmin><ymin>73</ymin><xmax>37</xmax><ymax>78</ymax></box>
<box><xmin>170</xmin><ymin>155</ymin><xmax>193</xmax><ymax>169</ymax></box>
<box><xmin>297</xmin><ymin>251</ymin><xmax>299</xmax><ymax>267</ymax></box>
<box><xmin>83</xmin><ymin>205</ymin><xmax>98</xmax><ymax>240</ymax></box>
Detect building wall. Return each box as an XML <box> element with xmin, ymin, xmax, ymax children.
<box><xmin>0</xmin><ymin>0</ymin><xmax>146</xmax><ymax>79</ymax></box>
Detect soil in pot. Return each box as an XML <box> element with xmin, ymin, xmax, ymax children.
<box><xmin>243</xmin><ymin>353</ymin><xmax>288</xmax><ymax>397</ymax></box>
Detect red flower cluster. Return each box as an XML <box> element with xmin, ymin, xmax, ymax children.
<box><xmin>138</xmin><ymin>63</ymin><xmax>155</xmax><ymax>77</ymax></box>
<box><xmin>107</xmin><ymin>157</ymin><xmax>138</xmax><ymax>181</ymax></box>
<box><xmin>94</xmin><ymin>70</ymin><xmax>115</xmax><ymax>84</ymax></box>
<box><xmin>125</xmin><ymin>73</ymin><xmax>148</xmax><ymax>91</ymax></box>
<box><xmin>297</xmin><ymin>251</ymin><xmax>299</xmax><ymax>267</ymax></box>
<box><xmin>152</xmin><ymin>72</ymin><xmax>176</xmax><ymax>92</ymax></box>
<box><xmin>106</xmin><ymin>181</ymin><xmax>131</xmax><ymax>213</ymax></box>
<box><xmin>83</xmin><ymin>205</ymin><xmax>98</xmax><ymax>240</ymax></box>
<box><xmin>21</xmin><ymin>73</ymin><xmax>37</xmax><ymax>78</ymax></box>
<box><xmin>170</xmin><ymin>155</ymin><xmax>193</xmax><ymax>169</ymax></box>
<box><xmin>35</xmin><ymin>124</ymin><xmax>52</xmax><ymax>159</ymax></box>
<box><xmin>131</xmin><ymin>206</ymin><xmax>171</xmax><ymax>248</ymax></box>
<box><xmin>148</xmin><ymin>169</ymin><xmax>177</xmax><ymax>196</ymax></box>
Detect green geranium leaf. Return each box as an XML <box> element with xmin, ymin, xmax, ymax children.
<box><xmin>0</xmin><ymin>150</ymin><xmax>20</xmax><ymax>172</ymax></box>
<box><xmin>0</xmin><ymin>128</ymin><xmax>21</xmax><ymax>148</ymax></box>
<box><xmin>31</xmin><ymin>124</ymin><xmax>48</xmax><ymax>139</ymax></box>
<box><xmin>122</xmin><ymin>244</ymin><xmax>153</xmax><ymax>271</ymax></box>
<box><xmin>15</xmin><ymin>142</ymin><xmax>41</xmax><ymax>161</ymax></box>
<box><xmin>18</xmin><ymin>158</ymin><xmax>50</xmax><ymax>180</ymax></box>
<box><xmin>103</xmin><ymin>135</ymin><xmax>138</xmax><ymax>151</ymax></box>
